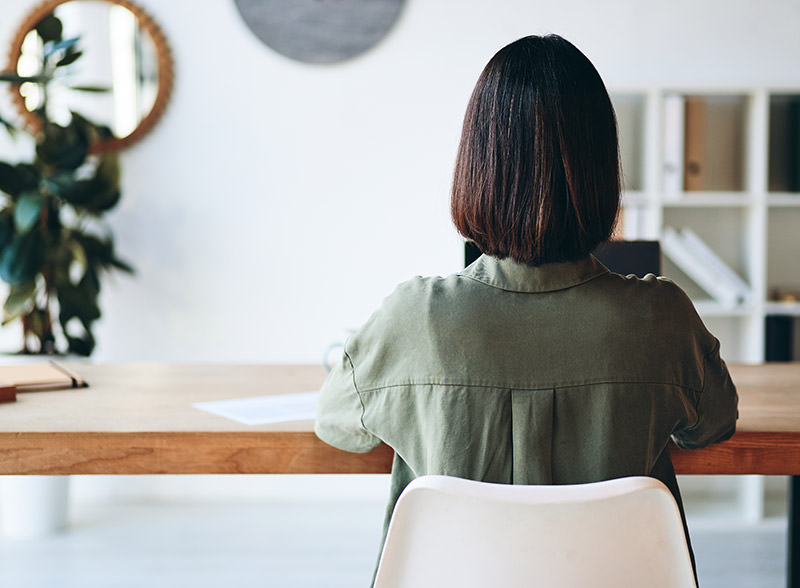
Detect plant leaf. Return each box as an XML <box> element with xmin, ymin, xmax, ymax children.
<box><xmin>45</xmin><ymin>36</ymin><xmax>80</xmax><ymax>58</ymax></box>
<box><xmin>109</xmin><ymin>256</ymin><xmax>134</xmax><ymax>274</ymax></box>
<box><xmin>57</xmin><ymin>275</ymin><xmax>100</xmax><ymax>326</ymax></box>
<box><xmin>66</xmin><ymin>232</ymin><xmax>131</xmax><ymax>275</ymax></box>
<box><xmin>0</xmin><ymin>162</ymin><xmax>39</xmax><ymax>198</ymax></box>
<box><xmin>0</xmin><ymin>231</ymin><xmax>46</xmax><ymax>285</ymax></box>
<box><xmin>0</xmin><ymin>111</ymin><xmax>16</xmax><ymax>137</ymax></box>
<box><xmin>27</xmin><ymin>307</ymin><xmax>46</xmax><ymax>340</ymax></box>
<box><xmin>0</xmin><ymin>71</ymin><xmax>25</xmax><ymax>82</ymax></box>
<box><xmin>74</xmin><ymin>232</ymin><xmax>118</xmax><ymax>271</ymax></box>
<box><xmin>2</xmin><ymin>280</ymin><xmax>36</xmax><ymax>322</ymax></box>
<box><xmin>56</xmin><ymin>49</ymin><xmax>83</xmax><ymax>68</ymax></box>
<box><xmin>35</xmin><ymin>14</ymin><xmax>63</xmax><ymax>44</ymax></box>
<box><xmin>37</xmin><ymin>118</ymin><xmax>90</xmax><ymax>170</ymax></box>
<box><xmin>49</xmin><ymin>234</ymin><xmax>86</xmax><ymax>288</ymax></box>
<box><xmin>24</xmin><ymin>307</ymin><xmax>56</xmax><ymax>353</ymax></box>
<box><xmin>66</xmin><ymin>331</ymin><xmax>95</xmax><ymax>356</ymax></box>
<box><xmin>0</xmin><ymin>162</ymin><xmax>22</xmax><ymax>197</ymax></box>
<box><xmin>0</xmin><ymin>210</ymin><xmax>14</xmax><ymax>251</ymax></box>
<box><xmin>85</xmin><ymin>153</ymin><xmax>121</xmax><ymax>212</ymax></box>
<box><xmin>0</xmin><ymin>71</ymin><xmax>51</xmax><ymax>84</ymax></box>
<box><xmin>59</xmin><ymin>153</ymin><xmax>121</xmax><ymax>213</ymax></box>
<box><xmin>67</xmin><ymin>85</ymin><xmax>110</xmax><ymax>93</ymax></box>
<box><xmin>14</xmin><ymin>191</ymin><xmax>45</xmax><ymax>233</ymax></box>
<box><xmin>40</xmin><ymin>172</ymin><xmax>72</xmax><ymax>198</ymax></box>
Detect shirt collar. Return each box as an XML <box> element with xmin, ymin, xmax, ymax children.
<box><xmin>460</xmin><ymin>254</ymin><xmax>609</xmax><ymax>293</ymax></box>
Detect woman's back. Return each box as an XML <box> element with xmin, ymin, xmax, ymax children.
<box><xmin>318</xmin><ymin>254</ymin><xmax>736</xmax><ymax>488</ymax></box>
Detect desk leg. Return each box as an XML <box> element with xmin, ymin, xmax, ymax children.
<box><xmin>0</xmin><ymin>476</ymin><xmax>70</xmax><ymax>538</ymax></box>
<box><xmin>790</xmin><ymin>475</ymin><xmax>800</xmax><ymax>588</ymax></box>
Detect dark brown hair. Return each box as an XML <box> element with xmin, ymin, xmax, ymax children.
<box><xmin>451</xmin><ymin>35</ymin><xmax>620</xmax><ymax>266</ymax></box>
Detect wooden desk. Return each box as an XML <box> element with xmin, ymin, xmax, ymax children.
<box><xmin>671</xmin><ymin>363</ymin><xmax>800</xmax><ymax>475</ymax></box>
<box><xmin>0</xmin><ymin>363</ymin><xmax>387</xmax><ymax>475</ymax></box>
<box><xmin>0</xmin><ymin>362</ymin><xmax>799</xmax><ymax>476</ymax></box>
<box><xmin>1</xmin><ymin>362</ymin><xmax>799</xmax><ymax>587</ymax></box>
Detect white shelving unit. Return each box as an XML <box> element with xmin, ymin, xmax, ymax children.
<box><xmin>613</xmin><ymin>88</ymin><xmax>800</xmax><ymax>522</ymax></box>
<box><xmin>613</xmin><ymin>87</ymin><xmax>800</xmax><ymax>364</ymax></box>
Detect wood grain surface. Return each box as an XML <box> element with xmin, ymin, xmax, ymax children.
<box><xmin>0</xmin><ymin>362</ymin><xmax>798</xmax><ymax>476</ymax></box>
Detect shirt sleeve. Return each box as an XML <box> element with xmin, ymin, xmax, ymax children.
<box><xmin>672</xmin><ymin>339</ymin><xmax>739</xmax><ymax>450</ymax></box>
<box><xmin>315</xmin><ymin>350</ymin><xmax>381</xmax><ymax>453</ymax></box>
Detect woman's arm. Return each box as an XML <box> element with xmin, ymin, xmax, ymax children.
<box><xmin>315</xmin><ymin>351</ymin><xmax>381</xmax><ymax>453</ymax></box>
<box><xmin>672</xmin><ymin>340</ymin><xmax>739</xmax><ymax>450</ymax></box>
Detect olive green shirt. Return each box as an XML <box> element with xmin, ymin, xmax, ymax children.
<box><xmin>315</xmin><ymin>254</ymin><xmax>738</xmax><ymax>580</ymax></box>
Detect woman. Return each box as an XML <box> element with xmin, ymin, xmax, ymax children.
<box><xmin>315</xmin><ymin>34</ymin><xmax>737</xmax><ymax>582</ymax></box>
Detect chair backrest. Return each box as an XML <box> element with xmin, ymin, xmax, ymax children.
<box><xmin>373</xmin><ymin>475</ymin><xmax>697</xmax><ymax>588</ymax></box>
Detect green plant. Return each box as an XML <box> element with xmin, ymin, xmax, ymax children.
<box><xmin>0</xmin><ymin>12</ymin><xmax>132</xmax><ymax>356</ymax></box>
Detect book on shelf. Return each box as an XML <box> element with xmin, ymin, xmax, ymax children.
<box><xmin>0</xmin><ymin>361</ymin><xmax>88</xmax><ymax>404</ymax></box>
<box><xmin>661</xmin><ymin>226</ymin><xmax>752</xmax><ymax>308</ymax></box>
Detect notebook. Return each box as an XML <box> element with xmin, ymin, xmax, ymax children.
<box><xmin>0</xmin><ymin>361</ymin><xmax>88</xmax><ymax>403</ymax></box>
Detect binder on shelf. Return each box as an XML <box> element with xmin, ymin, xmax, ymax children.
<box><xmin>768</xmin><ymin>95</ymin><xmax>800</xmax><ymax>193</ymax></box>
<box><xmin>765</xmin><ymin>315</ymin><xmax>795</xmax><ymax>362</ymax></box>
<box><xmin>795</xmin><ymin>97</ymin><xmax>800</xmax><ymax>191</ymax></box>
<box><xmin>662</xmin><ymin>93</ymin><xmax>684</xmax><ymax>197</ymax></box>
<box><xmin>679</xmin><ymin>227</ymin><xmax>752</xmax><ymax>305</ymax></box>
<box><xmin>667</xmin><ymin>95</ymin><xmax>745</xmax><ymax>193</ymax></box>
<box><xmin>785</xmin><ymin>96</ymin><xmax>800</xmax><ymax>192</ymax></box>
<box><xmin>613</xmin><ymin>94</ymin><xmax>644</xmax><ymax>192</ymax></box>
<box><xmin>683</xmin><ymin>97</ymin><xmax>707</xmax><ymax>191</ymax></box>
<box><xmin>661</xmin><ymin>226</ymin><xmax>751</xmax><ymax>308</ymax></box>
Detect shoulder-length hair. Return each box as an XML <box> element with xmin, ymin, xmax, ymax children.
<box><xmin>451</xmin><ymin>34</ymin><xmax>621</xmax><ymax>266</ymax></box>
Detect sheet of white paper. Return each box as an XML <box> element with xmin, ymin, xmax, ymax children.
<box><xmin>193</xmin><ymin>391</ymin><xmax>319</xmax><ymax>426</ymax></box>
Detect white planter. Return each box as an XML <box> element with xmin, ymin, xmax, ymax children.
<box><xmin>0</xmin><ymin>476</ymin><xmax>70</xmax><ymax>538</ymax></box>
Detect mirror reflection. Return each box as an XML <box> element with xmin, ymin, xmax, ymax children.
<box><xmin>12</xmin><ymin>0</ymin><xmax>167</xmax><ymax>147</ymax></box>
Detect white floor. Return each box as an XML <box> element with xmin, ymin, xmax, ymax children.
<box><xmin>0</xmin><ymin>476</ymin><xmax>789</xmax><ymax>588</ymax></box>
<box><xmin>0</xmin><ymin>498</ymin><xmax>386</xmax><ymax>588</ymax></box>
<box><xmin>690</xmin><ymin>522</ymin><xmax>786</xmax><ymax>588</ymax></box>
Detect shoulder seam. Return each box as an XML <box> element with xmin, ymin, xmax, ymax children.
<box><xmin>343</xmin><ymin>350</ymin><xmax>371</xmax><ymax>433</ymax></box>
<box><xmin>355</xmin><ymin>378</ymin><xmax>703</xmax><ymax>394</ymax></box>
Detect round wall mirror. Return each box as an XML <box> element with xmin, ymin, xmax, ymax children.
<box><xmin>5</xmin><ymin>0</ymin><xmax>173</xmax><ymax>151</ymax></box>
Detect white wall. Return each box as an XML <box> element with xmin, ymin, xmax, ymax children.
<box><xmin>2</xmin><ymin>0</ymin><xmax>800</xmax><ymax>363</ymax></box>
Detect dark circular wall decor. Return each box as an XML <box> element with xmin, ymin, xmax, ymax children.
<box><xmin>233</xmin><ymin>0</ymin><xmax>405</xmax><ymax>64</ymax></box>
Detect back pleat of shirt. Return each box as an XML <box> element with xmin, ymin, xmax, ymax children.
<box><xmin>511</xmin><ymin>388</ymin><xmax>554</xmax><ymax>485</ymax></box>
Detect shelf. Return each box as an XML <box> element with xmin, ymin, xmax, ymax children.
<box><xmin>621</xmin><ymin>191</ymin><xmax>648</xmax><ymax>206</ymax></box>
<box><xmin>621</xmin><ymin>193</ymin><xmax>757</xmax><ymax>207</ymax></box>
<box><xmin>692</xmin><ymin>300</ymin><xmax>754</xmax><ymax>317</ymax></box>
<box><xmin>661</xmin><ymin>193</ymin><xmax>753</xmax><ymax>207</ymax></box>
<box><xmin>765</xmin><ymin>302</ymin><xmax>800</xmax><ymax>316</ymax></box>
<box><xmin>767</xmin><ymin>194</ymin><xmax>800</xmax><ymax>206</ymax></box>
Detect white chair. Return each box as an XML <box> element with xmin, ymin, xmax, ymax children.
<box><xmin>373</xmin><ymin>475</ymin><xmax>697</xmax><ymax>588</ymax></box>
